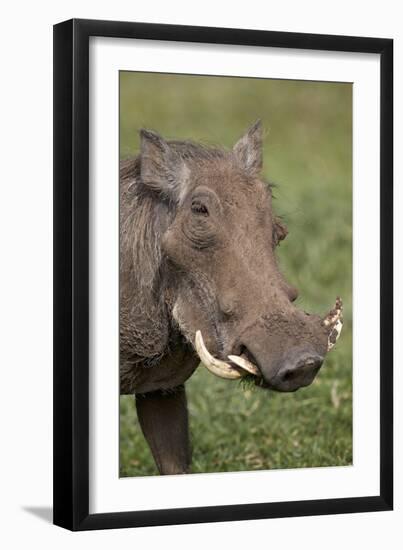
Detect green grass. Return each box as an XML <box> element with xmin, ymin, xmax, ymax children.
<box><xmin>119</xmin><ymin>72</ymin><xmax>352</xmax><ymax>476</ymax></box>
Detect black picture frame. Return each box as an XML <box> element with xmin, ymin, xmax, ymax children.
<box><xmin>53</xmin><ymin>18</ymin><xmax>393</xmax><ymax>531</ymax></box>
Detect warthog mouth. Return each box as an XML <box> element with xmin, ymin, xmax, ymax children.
<box><xmin>195</xmin><ymin>330</ymin><xmax>260</xmax><ymax>380</ymax></box>
<box><xmin>194</xmin><ymin>298</ymin><xmax>343</xmax><ymax>381</ymax></box>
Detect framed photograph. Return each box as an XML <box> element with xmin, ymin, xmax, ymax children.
<box><xmin>53</xmin><ymin>19</ymin><xmax>393</xmax><ymax>530</ymax></box>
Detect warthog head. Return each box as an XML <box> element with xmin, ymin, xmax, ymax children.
<box><xmin>140</xmin><ymin>121</ymin><xmax>342</xmax><ymax>392</ymax></box>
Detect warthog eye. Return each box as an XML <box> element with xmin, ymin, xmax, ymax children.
<box><xmin>191</xmin><ymin>200</ymin><xmax>209</xmax><ymax>216</ymax></box>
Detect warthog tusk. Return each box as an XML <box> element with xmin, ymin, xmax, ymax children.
<box><xmin>195</xmin><ymin>330</ymin><xmax>244</xmax><ymax>380</ymax></box>
<box><xmin>227</xmin><ymin>355</ymin><xmax>260</xmax><ymax>376</ymax></box>
<box><xmin>323</xmin><ymin>297</ymin><xmax>343</xmax><ymax>352</ymax></box>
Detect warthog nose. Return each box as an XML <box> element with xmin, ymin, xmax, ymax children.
<box><xmin>278</xmin><ymin>354</ymin><xmax>323</xmax><ymax>389</ymax></box>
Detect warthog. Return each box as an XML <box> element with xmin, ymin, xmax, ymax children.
<box><xmin>120</xmin><ymin>121</ymin><xmax>342</xmax><ymax>475</ymax></box>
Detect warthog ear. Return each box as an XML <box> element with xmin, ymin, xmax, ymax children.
<box><xmin>139</xmin><ymin>129</ymin><xmax>188</xmax><ymax>201</ymax></box>
<box><xmin>233</xmin><ymin>120</ymin><xmax>263</xmax><ymax>176</ymax></box>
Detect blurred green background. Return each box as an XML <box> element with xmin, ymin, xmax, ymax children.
<box><xmin>119</xmin><ymin>72</ymin><xmax>352</xmax><ymax>476</ymax></box>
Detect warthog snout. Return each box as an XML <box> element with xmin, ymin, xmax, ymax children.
<box><xmin>253</xmin><ymin>348</ymin><xmax>324</xmax><ymax>392</ymax></box>
<box><xmin>195</xmin><ymin>299</ymin><xmax>342</xmax><ymax>393</ymax></box>
<box><xmin>234</xmin><ymin>313</ymin><xmax>328</xmax><ymax>392</ymax></box>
